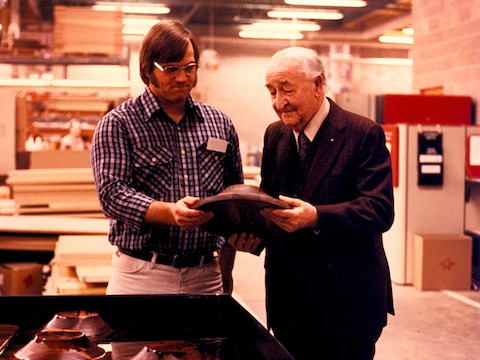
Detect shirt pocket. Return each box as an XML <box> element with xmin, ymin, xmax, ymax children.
<box><xmin>133</xmin><ymin>146</ymin><xmax>173</xmax><ymax>198</ymax></box>
<box><xmin>197</xmin><ymin>142</ymin><xmax>227</xmax><ymax>196</ymax></box>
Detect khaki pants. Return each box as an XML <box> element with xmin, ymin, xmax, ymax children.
<box><xmin>106</xmin><ymin>250</ymin><xmax>223</xmax><ymax>295</ymax></box>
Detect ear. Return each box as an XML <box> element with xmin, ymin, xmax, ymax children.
<box><xmin>313</xmin><ymin>76</ymin><xmax>324</xmax><ymax>97</ymax></box>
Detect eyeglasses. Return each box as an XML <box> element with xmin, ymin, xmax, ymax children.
<box><xmin>153</xmin><ymin>61</ymin><xmax>199</xmax><ymax>77</ymax></box>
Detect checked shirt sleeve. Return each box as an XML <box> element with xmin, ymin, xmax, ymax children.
<box><xmin>90</xmin><ymin>111</ymin><xmax>154</xmax><ymax>232</ymax></box>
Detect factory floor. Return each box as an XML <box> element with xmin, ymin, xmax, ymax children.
<box><xmin>232</xmin><ymin>252</ymin><xmax>480</xmax><ymax>360</ymax></box>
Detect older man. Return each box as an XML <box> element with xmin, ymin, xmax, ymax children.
<box><xmin>230</xmin><ymin>46</ymin><xmax>395</xmax><ymax>360</ymax></box>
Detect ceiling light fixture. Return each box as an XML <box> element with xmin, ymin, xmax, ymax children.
<box><xmin>93</xmin><ymin>3</ymin><xmax>170</xmax><ymax>15</ymax></box>
<box><xmin>121</xmin><ymin>6</ymin><xmax>170</xmax><ymax>15</ymax></box>
<box><xmin>378</xmin><ymin>34</ymin><xmax>414</xmax><ymax>45</ymax></box>
<box><xmin>246</xmin><ymin>21</ymin><xmax>321</xmax><ymax>32</ymax></box>
<box><xmin>239</xmin><ymin>30</ymin><xmax>304</xmax><ymax>40</ymax></box>
<box><xmin>268</xmin><ymin>9</ymin><xmax>344</xmax><ymax>20</ymax></box>
<box><xmin>238</xmin><ymin>20</ymin><xmax>319</xmax><ymax>39</ymax></box>
<box><xmin>92</xmin><ymin>4</ymin><xmax>116</xmax><ymax>11</ymax></box>
<box><xmin>284</xmin><ymin>0</ymin><xmax>367</xmax><ymax>7</ymax></box>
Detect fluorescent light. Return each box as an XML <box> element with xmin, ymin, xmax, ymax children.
<box><xmin>247</xmin><ymin>21</ymin><xmax>321</xmax><ymax>32</ymax></box>
<box><xmin>268</xmin><ymin>9</ymin><xmax>343</xmax><ymax>20</ymax></box>
<box><xmin>402</xmin><ymin>27</ymin><xmax>414</xmax><ymax>35</ymax></box>
<box><xmin>239</xmin><ymin>30</ymin><xmax>304</xmax><ymax>40</ymax></box>
<box><xmin>121</xmin><ymin>6</ymin><xmax>170</xmax><ymax>15</ymax></box>
<box><xmin>92</xmin><ymin>5</ymin><xmax>117</xmax><ymax>11</ymax></box>
<box><xmin>94</xmin><ymin>3</ymin><xmax>170</xmax><ymax>36</ymax></box>
<box><xmin>378</xmin><ymin>35</ymin><xmax>414</xmax><ymax>44</ymax></box>
<box><xmin>285</xmin><ymin>0</ymin><xmax>367</xmax><ymax>7</ymax></box>
<box><xmin>238</xmin><ymin>20</ymin><xmax>319</xmax><ymax>39</ymax></box>
<box><xmin>93</xmin><ymin>3</ymin><xmax>170</xmax><ymax>15</ymax></box>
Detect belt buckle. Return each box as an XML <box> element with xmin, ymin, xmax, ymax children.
<box><xmin>172</xmin><ymin>253</ymin><xmax>204</xmax><ymax>268</ymax></box>
<box><xmin>172</xmin><ymin>254</ymin><xmax>193</xmax><ymax>268</ymax></box>
<box><xmin>172</xmin><ymin>254</ymin><xmax>182</xmax><ymax>268</ymax></box>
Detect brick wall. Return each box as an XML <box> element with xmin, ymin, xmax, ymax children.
<box><xmin>412</xmin><ymin>0</ymin><xmax>480</xmax><ymax>123</ymax></box>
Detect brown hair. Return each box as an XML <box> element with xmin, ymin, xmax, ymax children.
<box><xmin>139</xmin><ymin>20</ymin><xmax>200</xmax><ymax>85</ymax></box>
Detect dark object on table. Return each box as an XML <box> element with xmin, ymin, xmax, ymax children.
<box><xmin>131</xmin><ymin>340</ymin><xmax>201</xmax><ymax>360</ymax></box>
<box><xmin>0</xmin><ymin>324</ymin><xmax>19</xmax><ymax>355</ymax></box>
<box><xmin>14</xmin><ymin>329</ymin><xmax>106</xmax><ymax>360</ymax></box>
<box><xmin>0</xmin><ymin>295</ymin><xmax>294</xmax><ymax>360</ymax></box>
<box><xmin>42</xmin><ymin>311</ymin><xmax>113</xmax><ymax>342</ymax></box>
<box><xmin>194</xmin><ymin>184</ymin><xmax>289</xmax><ymax>237</ymax></box>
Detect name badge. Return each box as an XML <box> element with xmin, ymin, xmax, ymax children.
<box><xmin>206</xmin><ymin>137</ymin><xmax>228</xmax><ymax>153</ymax></box>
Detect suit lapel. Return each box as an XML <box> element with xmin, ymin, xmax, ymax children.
<box><xmin>276</xmin><ymin>127</ymin><xmax>296</xmax><ymax>194</ymax></box>
<box><xmin>303</xmin><ymin>108</ymin><xmax>346</xmax><ymax>199</ymax></box>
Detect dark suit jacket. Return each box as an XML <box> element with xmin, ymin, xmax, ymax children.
<box><xmin>260</xmin><ymin>98</ymin><xmax>395</xmax><ymax>340</ymax></box>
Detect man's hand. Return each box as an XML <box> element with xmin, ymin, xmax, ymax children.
<box><xmin>145</xmin><ymin>196</ymin><xmax>213</xmax><ymax>228</ymax></box>
<box><xmin>261</xmin><ymin>195</ymin><xmax>317</xmax><ymax>233</ymax></box>
<box><xmin>228</xmin><ymin>233</ymin><xmax>263</xmax><ymax>253</ymax></box>
<box><xmin>172</xmin><ymin>196</ymin><xmax>214</xmax><ymax>230</ymax></box>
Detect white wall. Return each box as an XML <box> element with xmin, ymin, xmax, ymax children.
<box><xmin>353</xmin><ymin>62</ymin><xmax>413</xmax><ymax>95</ymax></box>
<box><xmin>196</xmin><ymin>54</ymin><xmax>276</xmax><ymax>160</ymax></box>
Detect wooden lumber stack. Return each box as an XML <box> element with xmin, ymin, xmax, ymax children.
<box><xmin>53</xmin><ymin>6</ymin><xmax>124</xmax><ymax>57</ymax></box>
<box><xmin>46</xmin><ymin>235</ymin><xmax>114</xmax><ymax>295</ymax></box>
<box><xmin>6</xmin><ymin>168</ymin><xmax>102</xmax><ymax>214</ymax></box>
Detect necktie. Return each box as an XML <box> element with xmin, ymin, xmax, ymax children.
<box><xmin>298</xmin><ymin>131</ymin><xmax>310</xmax><ymax>161</ymax></box>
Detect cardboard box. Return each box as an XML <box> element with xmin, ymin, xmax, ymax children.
<box><xmin>0</xmin><ymin>262</ymin><xmax>44</xmax><ymax>295</ymax></box>
<box><xmin>413</xmin><ymin>234</ymin><xmax>472</xmax><ymax>290</ymax></box>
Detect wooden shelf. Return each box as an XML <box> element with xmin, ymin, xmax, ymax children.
<box><xmin>0</xmin><ymin>43</ymin><xmax>130</xmax><ymax>154</ymax></box>
<box><xmin>16</xmin><ymin>90</ymin><xmax>125</xmax><ymax>150</ymax></box>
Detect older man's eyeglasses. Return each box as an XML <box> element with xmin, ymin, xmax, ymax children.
<box><xmin>154</xmin><ymin>62</ymin><xmax>199</xmax><ymax>77</ymax></box>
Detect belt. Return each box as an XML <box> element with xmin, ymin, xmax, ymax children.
<box><xmin>119</xmin><ymin>248</ymin><xmax>217</xmax><ymax>268</ymax></box>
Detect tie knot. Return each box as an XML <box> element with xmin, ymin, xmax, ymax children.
<box><xmin>298</xmin><ymin>132</ymin><xmax>310</xmax><ymax>161</ymax></box>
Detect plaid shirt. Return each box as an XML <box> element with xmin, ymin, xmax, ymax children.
<box><xmin>90</xmin><ymin>87</ymin><xmax>244</xmax><ymax>253</ymax></box>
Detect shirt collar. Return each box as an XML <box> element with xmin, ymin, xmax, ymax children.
<box><xmin>142</xmin><ymin>86</ymin><xmax>201</xmax><ymax>121</ymax></box>
<box><xmin>294</xmin><ymin>96</ymin><xmax>330</xmax><ymax>143</ymax></box>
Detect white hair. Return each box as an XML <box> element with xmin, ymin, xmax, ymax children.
<box><xmin>267</xmin><ymin>46</ymin><xmax>326</xmax><ymax>85</ymax></box>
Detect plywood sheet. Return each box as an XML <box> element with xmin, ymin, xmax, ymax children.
<box><xmin>76</xmin><ymin>265</ymin><xmax>110</xmax><ymax>284</ymax></box>
<box><xmin>54</xmin><ymin>235</ymin><xmax>114</xmax><ymax>267</ymax></box>
<box><xmin>6</xmin><ymin>168</ymin><xmax>94</xmax><ymax>185</ymax></box>
<box><xmin>0</xmin><ymin>215</ymin><xmax>109</xmax><ymax>234</ymax></box>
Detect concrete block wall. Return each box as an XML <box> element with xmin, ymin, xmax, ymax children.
<box><xmin>412</xmin><ymin>0</ymin><xmax>480</xmax><ymax>123</ymax></box>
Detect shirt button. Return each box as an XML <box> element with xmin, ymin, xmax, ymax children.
<box><xmin>214</xmin><ymin>156</ymin><xmax>219</xmax><ymax>161</ymax></box>
<box><xmin>184</xmin><ymin>174</ymin><xmax>188</xmax><ymax>180</ymax></box>
<box><xmin>151</xmin><ymin>157</ymin><xmax>157</xmax><ymax>163</ymax></box>
<box><xmin>181</xmin><ymin>150</ymin><xmax>186</xmax><ymax>156</ymax></box>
